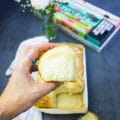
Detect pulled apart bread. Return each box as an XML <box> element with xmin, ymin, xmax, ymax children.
<box><xmin>38</xmin><ymin>45</ymin><xmax>78</xmax><ymax>82</ymax></box>
<box><xmin>35</xmin><ymin>44</ymin><xmax>86</xmax><ymax>111</ymax></box>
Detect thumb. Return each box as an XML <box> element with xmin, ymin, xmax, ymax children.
<box><xmin>33</xmin><ymin>82</ymin><xmax>61</xmax><ymax>99</ymax></box>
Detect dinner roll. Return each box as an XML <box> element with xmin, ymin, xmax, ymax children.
<box><xmin>80</xmin><ymin>112</ymin><xmax>99</xmax><ymax>120</ymax></box>
<box><xmin>38</xmin><ymin>45</ymin><xmax>78</xmax><ymax>82</ymax></box>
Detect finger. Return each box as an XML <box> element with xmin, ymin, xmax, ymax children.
<box><xmin>18</xmin><ymin>45</ymin><xmax>31</xmax><ymax>58</ymax></box>
<box><xmin>14</xmin><ymin>45</ymin><xmax>31</xmax><ymax>70</ymax></box>
<box><xmin>34</xmin><ymin>82</ymin><xmax>61</xmax><ymax>98</ymax></box>
<box><xmin>34</xmin><ymin>43</ymin><xmax>57</xmax><ymax>55</ymax></box>
<box><xmin>22</xmin><ymin>44</ymin><xmax>57</xmax><ymax>72</ymax></box>
<box><xmin>39</xmin><ymin>43</ymin><xmax>57</xmax><ymax>52</ymax></box>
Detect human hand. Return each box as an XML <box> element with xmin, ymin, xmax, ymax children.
<box><xmin>0</xmin><ymin>44</ymin><xmax>61</xmax><ymax>120</ymax></box>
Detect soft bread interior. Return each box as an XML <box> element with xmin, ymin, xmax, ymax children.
<box><xmin>35</xmin><ymin>44</ymin><xmax>86</xmax><ymax>110</ymax></box>
<box><xmin>38</xmin><ymin>45</ymin><xmax>78</xmax><ymax>82</ymax></box>
<box><xmin>56</xmin><ymin>93</ymin><xmax>84</xmax><ymax>109</ymax></box>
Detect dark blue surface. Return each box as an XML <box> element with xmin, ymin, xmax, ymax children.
<box><xmin>0</xmin><ymin>0</ymin><xmax>120</xmax><ymax>120</ymax></box>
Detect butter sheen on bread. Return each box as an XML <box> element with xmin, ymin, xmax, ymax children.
<box><xmin>38</xmin><ymin>45</ymin><xmax>78</xmax><ymax>82</ymax></box>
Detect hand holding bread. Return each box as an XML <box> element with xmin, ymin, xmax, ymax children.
<box><xmin>0</xmin><ymin>44</ymin><xmax>62</xmax><ymax>120</ymax></box>
<box><xmin>0</xmin><ymin>43</ymin><xmax>94</xmax><ymax>120</ymax></box>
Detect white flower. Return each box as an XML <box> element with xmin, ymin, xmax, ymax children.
<box><xmin>14</xmin><ymin>0</ymin><xmax>21</xmax><ymax>3</ymax></box>
<box><xmin>30</xmin><ymin>0</ymin><xmax>49</xmax><ymax>10</ymax></box>
<box><xmin>55</xmin><ymin>0</ymin><xmax>70</xmax><ymax>3</ymax></box>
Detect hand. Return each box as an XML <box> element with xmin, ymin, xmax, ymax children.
<box><xmin>0</xmin><ymin>44</ymin><xmax>61</xmax><ymax>120</ymax></box>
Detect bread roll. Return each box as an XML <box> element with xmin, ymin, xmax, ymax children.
<box><xmin>80</xmin><ymin>112</ymin><xmax>99</xmax><ymax>120</ymax></box>
<box><xmin>38</xmin><ymin>45</ymin><xmax>78</xmax><ymax>82</ymax></box>
<box><xmin>35</xmin><ymin>44</ymin><xmax>86</xmax><ymax>110</ymax></box>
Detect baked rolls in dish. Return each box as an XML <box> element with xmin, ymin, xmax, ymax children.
<box><xmin>38</xmin><ymin>45</ymin><xmax>78</xmax><ymax>82</ymax></box>
<box><xmin>35</xmin><ymin>44</ymin><xmax>87</xmax><ymax>112</ymax></box>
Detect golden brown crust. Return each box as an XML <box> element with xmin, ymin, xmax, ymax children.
<box><xmin>34</xmin><ymin>95</ymin><xmax>52</xmax><ymax>108</ymax></box>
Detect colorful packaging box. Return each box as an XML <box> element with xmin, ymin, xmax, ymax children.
<box><xmin>54</xmin><ymin>0</ymin><xmax>120</xmax><ymax>52</ymax></box>
<box><xmin>54</xmin><ymin>12</ymin><xmax>92</xmax><ymax>39</ymax></box>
